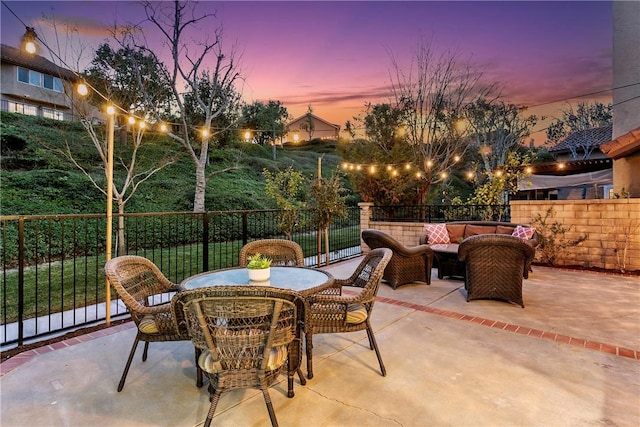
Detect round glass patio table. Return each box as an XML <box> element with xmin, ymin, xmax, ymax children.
<box><xmin>180</xmin><ymin>266</ymin><xmax>334</xmax><ymax>296</ymax></box>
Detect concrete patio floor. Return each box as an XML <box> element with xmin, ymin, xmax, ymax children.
<box><xmin>1</xmin><ymin>258</ymin><xmax>639</xmax><ymax>427</ymax></box>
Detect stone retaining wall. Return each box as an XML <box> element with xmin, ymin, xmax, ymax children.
<box><xmin>511</xmin><ymin>200</ymin><xmax>640</xmax><ymax>272</ymax></box>
<box><xmin>359</xmin><ymin>200</ymin><xmax>640</xmax><ymax>272</ymax></box>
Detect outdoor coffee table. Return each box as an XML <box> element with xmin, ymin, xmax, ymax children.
<box><xmin>430</xmin><ymin>244</ymin><xmax>466</xmax><ymax>279</ymax></box>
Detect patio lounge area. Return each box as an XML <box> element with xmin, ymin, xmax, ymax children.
<box><xmin>1</xmin><ymin>258</ymin><xmax>639</xmax><ymax>426</ymax></box>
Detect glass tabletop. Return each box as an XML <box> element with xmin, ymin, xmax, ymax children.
<box><xmin>180</xmin><ymin>266</ymin><xmax>334</xmax><ymax>295</ymax></box>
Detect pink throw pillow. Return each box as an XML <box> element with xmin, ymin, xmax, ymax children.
<box><xmin>512</xmin><ymin>225</ymin><xmax>535</xmax><ymax>240</ymax></box>
<box><xmin>424</xmin><ymin>223</ymin><xmax>450</xmax><ymax>244</ymax></box>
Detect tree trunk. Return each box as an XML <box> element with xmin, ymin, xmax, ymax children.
<box><xmin>117</xmin><ymin>201</ymin><xmax>126</xmax><ymax>256</ymax></box>
<box><xmin>193</xmin><ymin>154</ymin><xmax>207</xmax><ymax>212</ymax></box>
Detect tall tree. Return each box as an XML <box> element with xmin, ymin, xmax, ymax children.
<box><xmin>340</xmin><ymin>103</ymin><xmax>416</xmax><ymax>205</ymax></box>
<box><xmin>123</xmin><ymin>0</ymin><xmax>243</xmax><ymax>212</ymax></box>
<box><xmin>388</xmin><ymin>39</ymin><xmax>495</xmax><ymax>204</ymax></box>
<box><xmin>299</xmin><ymin>105</ymin><xmax>315</xmax><ymax>141</ymax></box>
<box><xmin>545</xmin><ymin>101</ymin><xmax>613</xmax><ymax>157</ymax></box>
<box><xmin>58</xmin><ymin>120</ymin><xmax>176</xmax><ymax>255</ymax></box>
<box><xmin>83</xmin><ymin>43</ymin><xmax>172</xmax><ymax>143</ymax></box>
<box><xmin>241</xmin><ymin>100</ymin><xmax>290</xmax><ymax>146</ymax></box>
<box><xmin>464</xmin><ymin>99</ymin><xmax>537</xmax><ymax>184</ymax></box>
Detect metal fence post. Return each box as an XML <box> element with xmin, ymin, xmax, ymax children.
<box><xmin>202</xmin><ymin>212</ymin><xmax>209</xmax><ymax>272</ymax></box>
<box><xmin>17</xmin><ymin>217</ymin><xmax>25</xmax><ymax>346</ymax></box>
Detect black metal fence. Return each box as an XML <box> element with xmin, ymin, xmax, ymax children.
<box><xmin>370</xmin><ymin>204</ymin><xmax>511</xmax><ymax>223</ymax></box>
<box><xmin>1</xmin><ymin>207</ymin><xmax>361</xmax><ymax>348</ymax></box>
<box><xmin>0</xmin><ymin>203</ymin><xmax>506</xmax><ymax>350</ymax></box>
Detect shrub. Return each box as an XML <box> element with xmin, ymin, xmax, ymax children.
<box><xmin>531</xmin><ymin>207</ymin><xmax>587</xmax><ymax>265</ymax></box>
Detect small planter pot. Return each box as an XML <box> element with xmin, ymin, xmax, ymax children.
<box><xmin>247</xmin><ymin>267</ymin><xmax>270</xmax><ymax>282</ymax></box>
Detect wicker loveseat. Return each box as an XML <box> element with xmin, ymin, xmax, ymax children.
<box><xmin>419</xmin><ymin>221</ymin><xmax>538</xmax><ymax>279</ymax></box>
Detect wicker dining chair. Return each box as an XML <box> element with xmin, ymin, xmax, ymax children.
<box><xmin>239</xmin><ymin>238</ymin><xmax>308</xmax><ymax>386</ymax></box>
<box><xmin>171</xmin><ymin>286</ymin><xmax>307</xmax><ymax>427</ymax></box>
<box><xmin>361</xmin><ymin>229</ymin><xmax>434</xmax><ymax>289</ymax></box>
<box><xmin>104</xmin><ymin>255</ymin><xmax>201</xmax><ymax>392</ymax></box>
<box><xmin>458</xmin><ymin>234</ymin><xmax>536</xmax><ymax>308</ymax></box>
<box><xmin>304</xmin><ymin>248</ymin><xmax>392</xmax><ymax>379</ymax></box>
<box><xmin>239</xmin><ymin>239</ymin><xmax>305</xmax><ymax>267</ymax></box>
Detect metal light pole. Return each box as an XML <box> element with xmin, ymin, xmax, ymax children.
<box><xmin>105</xmin><ymin>107</ymin><xmax>115</xmax><ymax>325</ymax></box>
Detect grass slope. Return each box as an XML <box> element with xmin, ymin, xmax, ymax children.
<box><xmin>0</xmin><ymin>112</ymin><xmax>348</xmax><ymax>215</ymax></box>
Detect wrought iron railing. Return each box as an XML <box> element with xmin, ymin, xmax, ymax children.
<box><xmin>1</xmin><ymin>207</ymin><xmax>361</xmax><ymax>348</ymax></box>
<box><xmin>370</xmin><ymin>204</ymin><xmax>511</xmax><ymax>223</ymax></box>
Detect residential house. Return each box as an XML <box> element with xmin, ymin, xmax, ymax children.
<box><xmin>517</xmin><ymin>125</ymin><xmax>613</xmax><ymax>200</ymax></box>
<box><xmin>1</xmin><ymin>43</ymin><xmax>81</xmax><ymax>121</ymax></box>
<box><xmin>284</xmin><ymin>113</ymin><xmax>340</xmax><ymax>143</ymax></box>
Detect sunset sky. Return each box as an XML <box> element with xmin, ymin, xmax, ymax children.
<box><xmin>1</xmin><ymin>1</ymin><xmax>614</xmax><ymax>144</ymax></box>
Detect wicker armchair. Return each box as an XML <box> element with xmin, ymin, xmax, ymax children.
<box><xmin>305</xmin><ymin>248</ymin><xmax>392</xmax><ymax>379</ymax></box>
<box><xmin>361</xmin><ymin>229</ymin><xmax>434</xmax><ymax>289</ymax></box>
<box><xmin>240</xmin><ymin>239</ymin><xmax>305</xmax><ymax>267</ymax></box>
<box><xmin>171</xmin><ymin>286</ymin><xmax>307</xmax><ymax>427</ymax></box>
<box><xmin>104</xmin><ymin>255</ymin><xmax>201</xmax><ymax>392</ymax></box>
<box><xmin>239</xmin><ymin>238</ymin><xmax>307</xmax><ymax>386</ymax></box>
<box><xmin>458</xmin><ymin>235</ymin><xmax>536</xmax><ymax>308</ymax></box>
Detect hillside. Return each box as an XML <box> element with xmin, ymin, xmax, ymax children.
<box><xmin>0</xmin><ymin>112</ymin><xmax>351</xmax><ymax>216</ymax></box>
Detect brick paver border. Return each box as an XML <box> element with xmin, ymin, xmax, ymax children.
<box><xmin>2</xmin><ymin>294</ymin><xmax>638</xmax><ymax>377</ymax></box>
<box><xmin>376</xmin><ymin>295</ymin><xmax>640</xmax><ymax>361</ymax></box>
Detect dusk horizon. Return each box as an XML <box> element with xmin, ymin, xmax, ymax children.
<box><xmin>1</xmin><ymin>1</ymin><xmax>614</xmax><ymax>144</ymax></box>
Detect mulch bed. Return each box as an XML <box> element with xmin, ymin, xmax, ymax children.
<box><xmin>533</xmin><ymin>263</ymin><xmax>640</xmax><ymax>278</ymax></box>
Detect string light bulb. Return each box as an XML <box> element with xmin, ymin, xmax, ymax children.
<box><xmin>160</xmin><ymin>123</ymin><xmax>168</xmax><ymax>133</ymax></box>
<box><xmin>201</xmin><ymin>128</ymin><xmax>209</xmax><ymax>138</ymax></box>
<box><xmin>128</xmin><ymin>116</ymin><xmax>136</xmax><ymax>125</ymax></box>
<box><xmin>21</xmin><ymin>27</ymin><xmax>38</xmax><ymax>54</ymax></box>
<box><xmin>77</xmin><ymin>82</ymin><xmax>88</xmax><ymax>96</ymax></box>
<box><xmin>106</xmin><ymin>105</ymin><xmax>116</xmax><ymax>116</ymax></box>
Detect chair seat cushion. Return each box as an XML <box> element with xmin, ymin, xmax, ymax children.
<box><xmin>346</xmin><ymin>304</ymin><xmax>368</xmax><ymax>324</ymax></box>
<box><xmin>138</xmin><ymin>315</ymin><xmax>159</xmax><ymax>334</ymax></box>
<box><xmin>198</xmin><ymin>345</ymin><xmax>288</xmax><ymax>373</ymax></box>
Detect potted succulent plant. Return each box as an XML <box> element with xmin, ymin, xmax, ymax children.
<box><xmin>246</xmin><ymin>253</ymin><xmax>272</xmax><ymax>282</ymax></box>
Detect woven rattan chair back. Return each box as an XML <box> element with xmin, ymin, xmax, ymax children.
<box><xmin>104</xmin><ymin>255</ymin><xmax>200</xmax><ymax>392</ymax></box>
<box><xmin>458</xmin><ymin>234</ymin><xmax>536</xmax><ymax>307</ymax></box>
<box><xmin>305</xmin><ymin>248</ymin><xmax>392</xmax><ymax>379</ymax></box>
<box><xmin>239</xmin><ymin>239</ymin><xmax>305</xmax><ymax>267</ymax></box>
<box><xmin>172</xmin><ymin>286</ymin><xmax>306</xmax><ymax>427</ymax></box>
<box><xmin>362</xmin><ymin>229</ymin><xmax>434</xmax><ymax>289</ymax></box>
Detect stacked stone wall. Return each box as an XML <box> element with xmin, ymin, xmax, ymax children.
<box><xmin>510</xmin><ymin>200</ymin><xmax>640</xmax><ymax>272</ymax></box>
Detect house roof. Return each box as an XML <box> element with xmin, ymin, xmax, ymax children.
<box><xmin>287</xmin><ymin>113</ymin><xmax>340</xmax><ymax>130</ymax></box>
<box><xmin>528</xmin><ymin>158</ymin><xmax>612</xmax><ymax>176</ymax></box>
<box><xmin>548</xmin><ymin>124</ymin><xmax>613</xmax><ymax>153</ymax></box>
<box><xmin>600</xmin><ymin>127</ymin><xmax>640</xmax><ymax>159</ymax></box>
<box><xmin>1</xmin><ymin>43</ymin><xmax>77</xmax><ymax>81</ymax></box>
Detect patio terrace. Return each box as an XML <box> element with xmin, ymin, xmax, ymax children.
<box><xmin>1</xmin><ymin>258</ymin><xmax>639</xmax><ymax>426</ymax></box>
